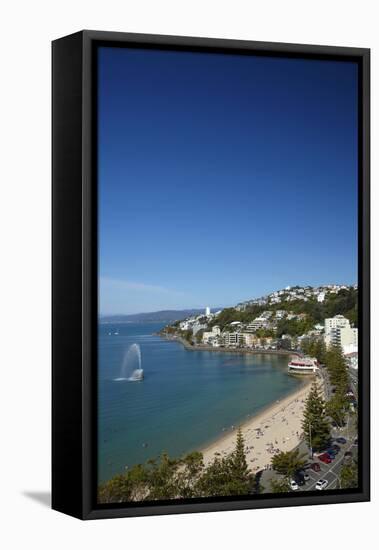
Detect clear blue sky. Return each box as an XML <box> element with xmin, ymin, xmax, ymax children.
<box><xmin>98</xmin><ymin>46</ymin><xmax>358</xmax><ymax>315</ymax></box>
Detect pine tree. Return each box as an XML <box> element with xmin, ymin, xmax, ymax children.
<box><xmin>325</xmin><ymin>344</ymin><xmax>348</xmax><ymax>390</ymax></box>
<box><xmin>302</xmin><ymin>382</ymin><xmax>330</xmax><ymax>451</ymax></box>
<box><xmin>232</xmin><ymin>427</ymin><xmax>249</xmax><ymax>481</ymax></box>
<box><xmin>271</xmin><ymin>448</ymin><xmax>307</xmax><ymax>480</ymax></box>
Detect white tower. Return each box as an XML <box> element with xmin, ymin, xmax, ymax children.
<box><xmin>205</xmin><ymin>306</ymin><xmax>210</xmax><ymax>316</ymax></box>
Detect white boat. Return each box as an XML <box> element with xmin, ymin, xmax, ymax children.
<box><xmin>288</xmin><ymin>356</ymin><xmax>318</xmax><ymax>374</ymax></box>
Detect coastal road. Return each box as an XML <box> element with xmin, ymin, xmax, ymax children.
<box><xmin>349</xmin><ymin>367</ymin><xmax>358</xmax><ymax>398</ymax></box>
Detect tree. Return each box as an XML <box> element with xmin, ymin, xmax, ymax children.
<box><xmin>340</xmin><ymin>461</ymin><xmax>358</xmax><ymax>489</ymax></box>
<box><xmin>271</xmin><ymin>448</ymin><xmax>307</xmax><ymax>481</ymax></box>
<box><xmin>326</xmin><ymin>390</ymin><xmax>349</xmax><ymax>427</ymax></box>
<box><xmin>270</xmin><ymin>478</ymin><xmax>290</xmax><ymax>493</ymax></box>
<box><xmin>301</xmin><ymin>337</ymin><xmax>326</xmax><ymax>364</ymax></box>
<box><xmin>325</xmin><ymin>344</ymin><xmax>349</xmax><ymax>391</ymax></box>
<box><xmin>98</xmin><ymin>431</ymin><xmax>254</xmax><ymax>503</ymax></box>
<box><xmin>232</xmin><ymin>428</ymin><xmax>250</xmax><ymax>482</ymax></box>
<box><xmin>302</xmin><ymin>382</ymin><xmax>330</xmax><ymax>451</ymax></box>
<box><xmin>182</xmin><ymin>329</ymin><xmax>193</xmax><ymax>345</ymax></box>
<box><xmin>195</xmin><ymin>329</ymin><xmax>204</xmax><ymax>344</ymax></box>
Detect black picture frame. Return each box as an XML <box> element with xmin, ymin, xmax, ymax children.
<box><xmin>52</xmin><ymin>30</ymin><xmax>370</xmax><ymax>520</ymax></box>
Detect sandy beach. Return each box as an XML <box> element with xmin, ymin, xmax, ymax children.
<box><xmin>201</xmin><ymin>377</ymin><xmax>320</xmax><ymax>473</ymax></box>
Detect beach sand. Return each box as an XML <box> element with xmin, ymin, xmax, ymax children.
<box><xmin>201</xmin><ymin>377</ymin><xmax>320</xmax><ymax>473</ymax></box>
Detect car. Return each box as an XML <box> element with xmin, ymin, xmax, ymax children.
<box><xmin>331</xmin><ymin>444</ymin><xmax>341</xmax><ymax>452</ymax></box>
<box><xmin>290</xmin><ymin>480</ymin><xmax>299</xmax><ymax>491</ymax></box>
<box><xmin>318</xmin><ymin>453</ymin><xmax>332</xmax><ymax>464</ymax></box>
<box><xmin>336</xmin><ymin>437</ymin><xmax>347</xmax><ymax>444</ymax></box>
<box><xmin>309</xmin><ymin>462</ymin><xmax>321</xmax><ymax>472</ymax></box>
<box><xmin>353</xmin><ymin>438</ymin><xmax>358</xmax><ymax>446</ymax></box>
<box><xmin>294</xmin><ymin>475</ymin><xmax>305</xmax><ymax>486</ymax></box>
<box><xmin>315</xmin><ymin>479</ymin><xmax>329</xmax><ymax>490</ymax></box>
<box><xmin>326</xmin><ymin>448</ymin><xmax>338</xmax><ymax>456</ymax></box>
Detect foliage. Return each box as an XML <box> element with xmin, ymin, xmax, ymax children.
<box><xmin>302</xmin><ymin>382</ymin><xmax>330</xmax><ymax>451</ymax></box>
<box><xmin>326</xmin><ymin>391</ymin><xmax>349</xmax><ymax>427</ymax></box>
<box><xmin>195</xmin><ymin>329</ymin><xmax>205</xmax><ymax>344</ymax></box>
<box><xmin>325</xmin><ymin>344</ymin><xmax>349</xmax><ymax>391</ymax></box>
<box><xmin>340</xmin><ymin>461</ymin><xmax>358</xmax><ymax>489</ymax></box>
<box><xmin>301</xmin><ymin>338</ymin><xmax>327</xmax><ymax>364</ymax></box>
<box><xmin>98</xmin><ymin>428</ymin><xmax>254</xmax><ymax>503</ymax></box>
<box><xmin>271</xmin><ymin>448</ymin><xmax>307</xmax><ymax>480</ymax></box>
<box><xmin>276</xmin><ymin>317</ymin><xmax>313</xmax><ymax>338</ymax></box>
<box><xmin>182</xmin><ymin>329</ymin><xmax>193</xmax><ymax>345</ymax></box>
<box><xmin>270</xmin><ymin>478</ymin><xmax>290</xmax><ymax>493</ymax></box>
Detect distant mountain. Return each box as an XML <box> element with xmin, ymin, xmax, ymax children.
<box><xmin>100</xmin><ymin>309</ymin><xmax>218</xmax><ymax>324</ymax></box>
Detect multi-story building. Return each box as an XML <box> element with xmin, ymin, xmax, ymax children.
<box><xmin>324</xmin><ymin>315</ymin><xmax>350</xmax><ymax>334</ymax></box>
<box><xmin>240</xmin><ymin>332</ymin><xmax>258</xmax><ymax>346</ymax></box>
<box><xmin>324</xmin><ymin>315</ymin><xmax>358</xmax><ymax>351</ymax></box>
<box><xmin>246</xmin><ymin>318</ymin><xmax>268</xmax><ymax>332</ymax></box>
<box><xmin>223</xmin><ymin>332</ymin><xmax>245</xmax><ymax>346</ymax></box>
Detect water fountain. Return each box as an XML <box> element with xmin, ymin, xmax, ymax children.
<box><xmin>114</xmin><ymin>343</ymin><xmax>144</xmax><ymax>381</ymax></box>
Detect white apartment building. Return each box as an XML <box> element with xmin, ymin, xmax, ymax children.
<box><xmin>324</xmin><ymin>315</ymin><xmax>350</xmax><ymax>334</ymax></box>
<box><xmin>202</xmin><ymin>325</ymin><xmax>221</xmax><ymax>344</ymax></box>
<box><xmin>246</xmin><ymin>317</ymin><xmax>269</xmax><ymax>332</ymax></box>
<box><xmin>324</xmin><ymin>314</ymin><xmax>357</xmax><ymax>351</ymax></box>
<box><xmin>340</xmin><ymin>326</ymin><xmax>358</xmax><ymax>347</ymax></box>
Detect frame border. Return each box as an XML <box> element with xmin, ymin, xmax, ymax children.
<box><xmin>52</xmin><ymin>30</ymin><xmax>370</xmax><ymax>520</ymax></box>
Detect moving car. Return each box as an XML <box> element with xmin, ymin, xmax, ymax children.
<box><xmin>315</xmin><ymin>479</ymin><xmax>329</xmax><ymax>491</ymax></box>
<box><xmin>318</xmin><ymin>453</ymin><xmax>332</xmax><ymax>464</ymax></box>
<box><xmin>290</xmin><ymin>480</ymin><xmax>299</xmax><ymax>491</ymax></box>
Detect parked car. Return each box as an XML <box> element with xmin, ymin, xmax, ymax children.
<box><xmin>315</xmin><ymin>479</ymin><xmax>329</xmax><ymax>491</ymax></box>
<box><xmin>336</xmin><ymin>437</ymin><xmax>347</xmax><ymax>444</ymax></box>
<box><xmin>318</xmin><ymin>453</ymin><xmax>332</xmax><ymax>464</ymax></box>
<box><xmin>290</xmin><ymin>480</ymin><xmax>299</xmax><ymax>491</ymax></box>
<box><xmin>294</xmin><ymin>474</ymin><xmax>305</xmax><ymax>486</ymax></box>
<box><xmin>331</xmin><ymin>444</ymin><xmax>341</xmax><ymax>452</ymax></box>
<box><xmin>309</xmin><ymin>462</ymin><xmax>321</xmax><ymax>472</ymax></box>
<box><xmin>326</xmin><ymin>447</ymin><xmax>338</xmax><ymax>456</ymax></box>
<box><xmin>302</xmin><ymin>472</ymin><xmax>310</xmax><ymax>481</ymax></box>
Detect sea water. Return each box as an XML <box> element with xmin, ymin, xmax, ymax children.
<box><xmin>98</xmin><ymin>322</ymin><xmax>302</xmax><ymax>483</ymax></box>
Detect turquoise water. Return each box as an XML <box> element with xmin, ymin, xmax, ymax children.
<box><xmin>98</xmin><ymin>322</ymin><xmax>302</xmax><ymax>483</ymax></box>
